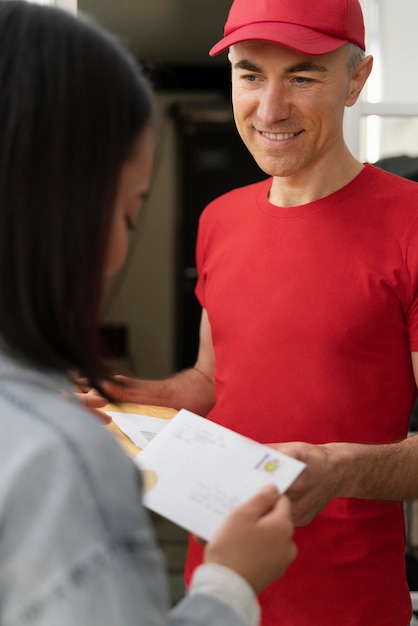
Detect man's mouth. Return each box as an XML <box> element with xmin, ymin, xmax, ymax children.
<box><xmin>260</xmin><ymin>131</ymin><xmax>302</xmax><ymax>140</ymax></box>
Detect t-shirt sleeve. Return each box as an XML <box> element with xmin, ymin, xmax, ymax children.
<box><xmin>195</xmin><ymin>215</ymin><xmax>207</xmax><ymax>309</ymax></box>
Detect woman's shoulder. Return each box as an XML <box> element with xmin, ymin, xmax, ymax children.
<box><xmin>0</xmin><ymin>371</ymin><xmax>144</xmax><ymax>535</ymax></box>
<box><xmin>0</xmin><ymin>371</ymin><xmax>164</xmax><ymax>625</ymax></box>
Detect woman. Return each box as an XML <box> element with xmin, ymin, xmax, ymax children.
<box><xmin>0</xmin><ymin>3</ymin><xmax>296</xmax><ymax>626</ymax></box>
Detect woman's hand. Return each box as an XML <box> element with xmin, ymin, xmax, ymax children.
<box><xmin>205</xmin><ymin>485</ymin><xmax>296</xmax><ymax>594</ymax></box>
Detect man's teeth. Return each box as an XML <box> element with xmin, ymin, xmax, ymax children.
<box><xmin>262</xmin><ymin>131</ymin><xmax>298</xmax><ymax>140</ymax></box>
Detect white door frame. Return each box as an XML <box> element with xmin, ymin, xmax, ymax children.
<box><xmin>344</xmin><ymin>100</ymin><xmax>418</xmax><ymax>161</ymax></box>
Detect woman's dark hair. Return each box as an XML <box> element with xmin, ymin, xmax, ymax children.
<box><xmin>0</xmin><ymin>1</ymin><xmax>153</xmax><ymax>394</ymax></box>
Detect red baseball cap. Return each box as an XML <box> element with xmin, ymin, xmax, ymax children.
<box><xmin>209</xmin><ymin>0</ymin><xmax>365</xmax><ymax>56</ymax></box>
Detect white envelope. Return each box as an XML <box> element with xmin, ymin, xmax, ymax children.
<box><xmin>136</xmin><ymin>408</ymin><xmax>305</xmax><ymax>541</ymax></box>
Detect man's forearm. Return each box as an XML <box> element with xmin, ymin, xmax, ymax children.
<box><xmin>273</xmin><ymin>435</ymin><xmax>418</xmax><ymax>525</ymax></box>
<box><xmin>114</xmin><ymin>366</ymin><xmax>216</xmax><ymax>416</ymax></box>
<box><xmin>332</xmin><ymin>434</ymin><xmax>418</xmax><ymax>501</ymax></box>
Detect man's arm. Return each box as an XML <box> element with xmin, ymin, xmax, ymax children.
<box><xmin>270</xmin><ymin>351</ymin><xmax>418</xmax><ymax>526</ymax></box>
<box><xmin>85</xmin><ymin>308</ymin><xmax>216</xmax><ymax>416</ymax></box>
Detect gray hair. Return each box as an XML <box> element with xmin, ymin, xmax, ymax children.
<box><xmin>346</xmin><ymin>42</ymin><xmax>366</xmax><ymax>74</ymax></box>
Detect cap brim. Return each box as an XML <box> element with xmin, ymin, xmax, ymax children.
<box><xmin>209</xmin><ymin>22</ymin><xmax>348</xmax><ymax>56</ymax></box>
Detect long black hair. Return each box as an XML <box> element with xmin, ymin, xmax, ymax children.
<box><xmin>0</xmin><ymin>1</ymin><xmax>153</xmax><ymax>393</ymax></box>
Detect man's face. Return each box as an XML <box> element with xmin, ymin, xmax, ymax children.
<box><xmin>230</xmin><ymin>41</ymin><xmax>359</xmax><ymax>180</ymax></box>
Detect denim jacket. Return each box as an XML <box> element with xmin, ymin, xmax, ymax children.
<box><xmin>0</xmin><ymin>349</ymin><xmax>254</xmax><ymax>626</ymax></box>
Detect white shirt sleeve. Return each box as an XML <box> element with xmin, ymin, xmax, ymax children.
<box><xmin>189</xmin><ymin>563</ymin><xmax>260</xmax><ymax>626</ymax></box>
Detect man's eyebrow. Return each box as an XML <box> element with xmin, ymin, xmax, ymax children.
<box><xmin>233</xmin><ymin>59</ymin><xmax>263</xmax><ymax>73</ymax></box>
<box><xmin>284</xmin><ymin>62</ymin><xmax>328</xmax><ymax>73</ymax></box>
<box><xmin>232</xmin><ymin>59</ymin><xmax>329</xmax><ymax>73</ymax></box>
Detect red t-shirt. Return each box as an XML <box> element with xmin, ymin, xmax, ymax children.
<box><xmin>186</xmin><ymin>164</ymin><xmax>418</xmax><ymax>625</ymax></box>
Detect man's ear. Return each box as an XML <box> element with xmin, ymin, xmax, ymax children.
<box><xmin>346</xmin><ymin>55</ymin><xmax>373</xmax><ymax>108</ymax></box>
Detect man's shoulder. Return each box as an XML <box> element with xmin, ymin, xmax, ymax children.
<box><xmin>207</xmin><ymin>177</ymin><xmax>270</xmax><ymax>207</ymax></box>
<box><xmin>199</xmin><ymin>178</ymin><xmax>271</xmax><ymax>229</ymax></box>
<box><xmin>365</xmin><ymin>162</ymin><xmax>418</xmax><ymax>194</ymax></box>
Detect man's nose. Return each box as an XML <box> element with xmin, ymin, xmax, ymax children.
<box><xmin>257</xmin><ymin>82</ymin><xmax>291</xmax><ymax>125</ymax></box>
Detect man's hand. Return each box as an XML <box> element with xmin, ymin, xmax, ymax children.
<box><xmin>73</xmin><ymin>377</ymin><xmax>129</xmax><ymax>424</ymax></box>
<box><xmin>269</xmin><ymin>442</ymin><xmax>343</xmax><ymax>526</ymax></box>
<box><xmin>74</xmin><ymin>375</ymin><xmax>136</xmax><ymax>405</ymax></box>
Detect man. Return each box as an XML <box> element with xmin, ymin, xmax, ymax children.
<box><xmin>89</xmin><ymin>0</ymin><xmax>418</xmax><ymax>624</ymax></box>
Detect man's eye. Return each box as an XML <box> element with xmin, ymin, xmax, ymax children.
<box><xmin>292</xmin><ymin>76</ymin><xmax>312</xmax><ymax>84</ymax></box>
<box><xmin>241</xmin><ymin>74</ymin><xmax>261</xmax><ymax>85</ymax></box>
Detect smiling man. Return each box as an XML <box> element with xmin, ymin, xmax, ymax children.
<box><xmin>91</xmin><ymin>1</ymin><xmax>418</xmax><ymax>624</ymax></box>
<box><xmin>228</xmin><ymin>40</ymin><xmax>371</xmax><ymax>203</ymax></box>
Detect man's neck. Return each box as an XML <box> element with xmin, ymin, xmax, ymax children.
<box><xmin>268</xmin><ymin>149</ymin><xmax>364</xmax><ymax>208</ymax></box>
